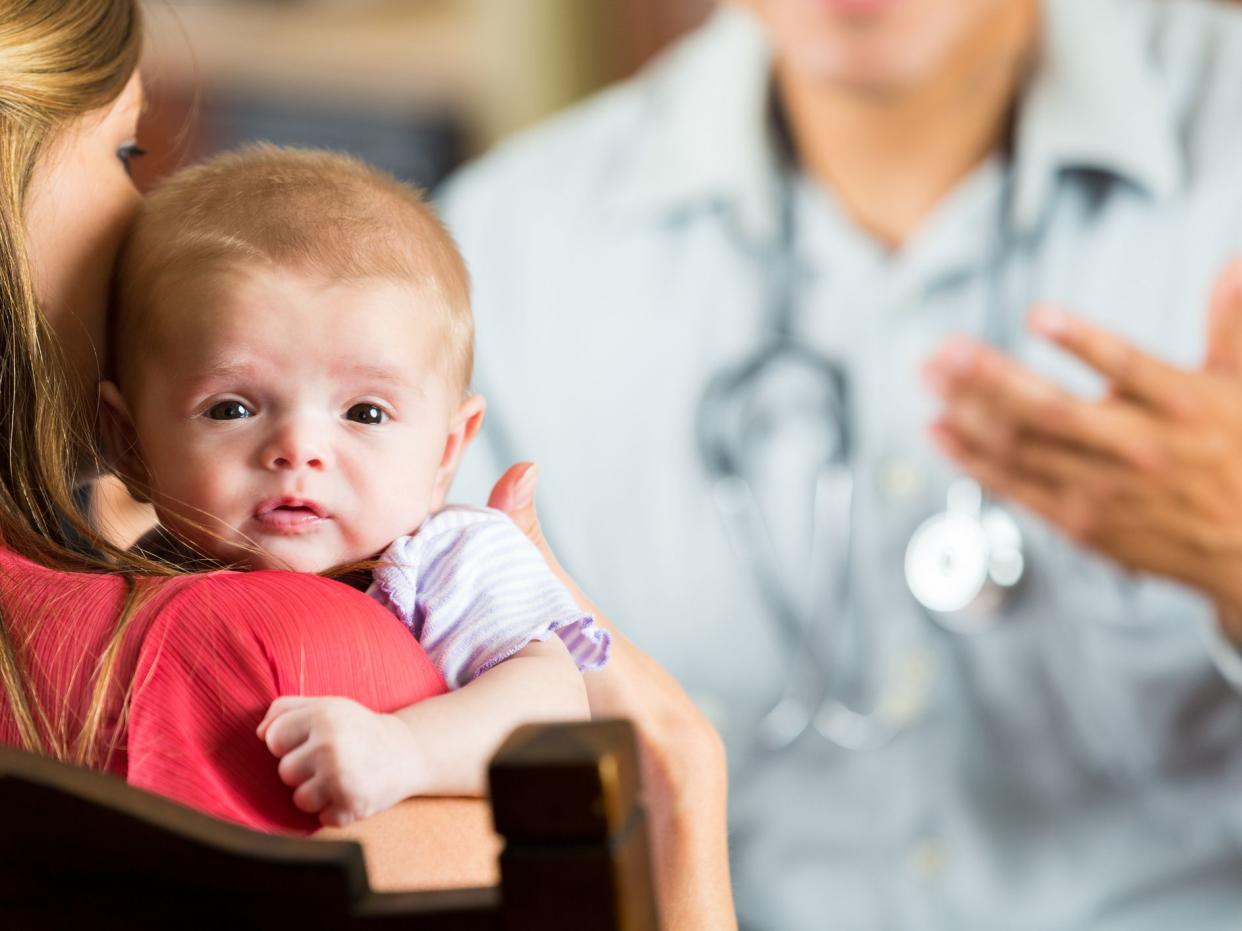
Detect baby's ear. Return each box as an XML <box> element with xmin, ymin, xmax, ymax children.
<box><xmin>97</xmin><ymin>382</ymin><xmax>152</xmax><ymax>505</ymax></box>
<box><xmin>430</xmin><ymin>393</ymin><xmax>487</xmax><ymax>509</ymax></box>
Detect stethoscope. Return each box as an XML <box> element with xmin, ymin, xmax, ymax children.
<box><xmin>698</xmin><ymin>163</ymin><xmax>1027</xmax><ymax>752</ymax></box>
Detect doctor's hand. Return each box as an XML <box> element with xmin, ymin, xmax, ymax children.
<box><xmin>487</xmin><ymin>462</ymin><xmax>736</xmax><ymax>931</ymax></box>
<box><xmin>922</xmin><ymin>259</ymin><xmax>1242</xmax><ymax>643</ymax></box>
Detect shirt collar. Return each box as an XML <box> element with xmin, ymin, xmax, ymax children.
<box><xmin>605</xmin><ymin>0</ymin><xmax>1185</xmax><ymax>244</ymax></box>
<box><xmin>603</xmin><ymin>5</ymin><xmax>781</xmax><ymax>245</ymax></box>
<box><xmin>1012</xmin><ymin>0</ymin><xmax>1184</xmax><ymax>231</ymax></box>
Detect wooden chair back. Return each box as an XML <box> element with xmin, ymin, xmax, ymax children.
<box><xmin>0</xmin><ymin>719</ymin><xmax>658</xmax><ymax>930</ymax></box>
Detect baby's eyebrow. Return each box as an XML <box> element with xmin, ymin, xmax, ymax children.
<box><xmin>192</xmin><ymin>361</ymin><xmax>258</xmax><ymax>382</ymax></box>
<box><xmin>172</xmin><ymin>361</ymin><xmax>266</xmax><ymax>394</ymax></box>
<box><xmin>342</xmin><ymin>363</ymin><xmax>422</xmax><ymax>392</ymax></box>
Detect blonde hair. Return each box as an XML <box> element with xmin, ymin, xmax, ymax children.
<box><xmin>0</xmin><ymin>0</ymin><xmax>165</xmax><ymax>765</ymax></box>
<box><xmin>115</xmin><ymin>144</ymin><xmax>474</xmax><ymax>395</ymax></box>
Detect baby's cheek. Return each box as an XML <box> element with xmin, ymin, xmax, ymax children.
<box><xmin>155</xmin><ymin>463</ymin><xmax>243</xmax><ymax>527</ymax></box>
<box><xmin>348</xmin><ymin>499</ymin><xmax>432</xmax><ymax>559</ymax></box>
<box><xmin>336</xmin><ymin>436</ymin><xmax>443</xmax><ymax>556</ymax></box>
<box><xmin>355</xmin><ymin>473</ymin><xmax>436</xmax><ymax>551</ymax></box>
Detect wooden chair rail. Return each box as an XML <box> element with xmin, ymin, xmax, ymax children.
<box><xmin>1</xmin><ymin>719</ymin><xmax>658</xmax><ymax>930</ymax></box>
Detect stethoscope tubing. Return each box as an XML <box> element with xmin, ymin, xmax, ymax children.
<box><xmin>699</xmin><ymin>163</ymin><xmax>1027</xmax><ymax>753</ymax></box>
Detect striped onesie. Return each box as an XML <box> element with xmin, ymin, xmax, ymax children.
<box><xmin>366</xmin><ymin>505</ymin><xmax>610</xmax><ymax>688</ymax></box>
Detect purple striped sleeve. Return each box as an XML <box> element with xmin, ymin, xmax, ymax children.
<box><xmin>366</xmin><ymin>506</ymin><xmax>610</xmax><ymax>689</ymax></box>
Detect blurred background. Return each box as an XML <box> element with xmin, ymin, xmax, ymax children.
<box><xmin>119</xmin><ymin>0</ymin><xmax>1242</xmax><ymax>546</ymax></box>
<box><xmin>100</xmin><ymin>0</ymin><xmax>717</xmax><ymax>544</ymax></box>
<box><xmin>134</xmin><ymin>0</ymin><xmax>715</xmax><ymax>194</ymax></box>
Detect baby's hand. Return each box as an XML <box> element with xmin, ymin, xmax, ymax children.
<box><xmin>257</xmin><ymin>696</ymin><xmax>423</xmax><ymax>827</ymax></box>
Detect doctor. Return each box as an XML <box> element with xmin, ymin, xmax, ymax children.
<box><xmin>443</xmin><ymin>0</ymin><xmax>1242</xmax><ymax>927</ymax></box>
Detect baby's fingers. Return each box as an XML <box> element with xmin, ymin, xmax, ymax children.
<box><xmin>275</xmin><ymin>741</ymin><xmax>319</xmax><ymax>789</ymax></box>
<box><xmin>256</xmin><ymin>694</ymin><xmax>314</xmax><ymax>740</ymax></box>
<box><xmin>319</xmin><ymin>805</ymin><xmax>363</xmax><ymax>829</ymax></box>
<box><xmin>294</xmin><ymin>779</ymin><xmax>366</xmax><ymax>828</ymax></box>
<box><xmin>291</xmin><ymin>775</ymin><xmax>331</xmax><ymax>815</ymax></box>
<box><xmin>262</xmin><ymin>706</ymin><xmax>318</xmax><ymax>758</ymax></box>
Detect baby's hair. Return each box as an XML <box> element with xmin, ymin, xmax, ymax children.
<box><xmin>113</xmin><ymin>144</ymin><xmax>472</xmax><ymax>395</ymax></box>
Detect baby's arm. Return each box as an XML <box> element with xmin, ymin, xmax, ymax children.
<box><xmin>258</xmin><ymin>636</ymin><xmax>589</xmax><ymax>827</ymax></box>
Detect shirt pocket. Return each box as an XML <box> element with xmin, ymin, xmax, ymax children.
<box><xmin>1035</xmin><ymin>541</ymin><xmax>1242</xmax><ymax>792</ymax></box>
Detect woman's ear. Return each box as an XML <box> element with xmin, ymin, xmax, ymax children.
<box><xmin>429</xmin><ymin>393</ymin><xmax>487</xmax><ymax>510</ymax></box>
<box><xmin>97</xmin><ymin>381</ymin><xmax>152</xmax><ymax>504</ymax></box>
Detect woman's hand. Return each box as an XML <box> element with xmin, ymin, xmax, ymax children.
<box><xmin>488</xmin><ymin>463</ymin><xmax>737</xmax><ymax>930</ymax></box>
<box><xmin>923</xmin><ymin>259</ymin><xmax>1242</xmax><ymax>641</ymax></box>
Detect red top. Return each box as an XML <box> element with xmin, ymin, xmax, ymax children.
<box><xmin>0</xmin><ymin>545</ymin><xmax>446</xmax><ymax>833</ymax></box>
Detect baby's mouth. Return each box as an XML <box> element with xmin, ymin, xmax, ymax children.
<box><xmin>253</xmin><ymin>498</ymin><xmax>328</xmax><ymax>532</ymax></box>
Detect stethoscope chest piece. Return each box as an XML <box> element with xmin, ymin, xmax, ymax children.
<box><xmin>904</xmin><ymin>478</ymin><xmax>1025</xmax><ymax>634</ymax></box>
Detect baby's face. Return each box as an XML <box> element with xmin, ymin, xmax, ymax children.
<box><xmin>116</xmin><ymin>264</ymin><xmax>466</xmax><ymax>572</ymax></box>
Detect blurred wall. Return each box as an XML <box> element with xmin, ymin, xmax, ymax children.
<box><xmin>610</xmin><ymin>0</ymin><xmax>715</xmax><ymax>79</ymax></box>
<box><xmin>135</xmin><ymin>0</ymin><xmax>713</xmax><ymax>193</ymax></box>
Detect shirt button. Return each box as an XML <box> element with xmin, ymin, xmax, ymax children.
<box><xmin>877</xmin><ymin>649</ymin><xmax>936</xmax><ymax>727</ymax></box>
<box><xmin>881</xmin><ymin>458</ymin><xmax>924</xmax><ymax>501</ymax></box>
<box><xmin>910</xmin><ymin>839</ymin><xmax>947</xmax><ymax>879</ymax></box>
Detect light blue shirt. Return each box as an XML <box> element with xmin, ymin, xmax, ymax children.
<box><xmin>441</xmin><ymin>2</ymin><xmax>1242</xmax><ymax>928</ymax></box>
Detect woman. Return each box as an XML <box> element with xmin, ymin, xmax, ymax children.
<box><xmin>0</xmin><ymin>1</ymin><xmax>732</xmax><ymax>924</ymax></box>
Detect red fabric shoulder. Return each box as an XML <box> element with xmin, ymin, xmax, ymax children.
<box><xmin>124</xmin><ymin>571</ymin><xmax>446</xmax><ymax>834</ymax></box>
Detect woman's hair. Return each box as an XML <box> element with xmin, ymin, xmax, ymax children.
<box><xmin>0</xmin><ymin>0</ymin><xmax>155</xmax><ymax>764</ymax></box>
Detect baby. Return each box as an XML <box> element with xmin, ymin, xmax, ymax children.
<box><xmin>101</xmin><ymin>145</ymin><xmax>609</xmax><ymax>826</ymax></box>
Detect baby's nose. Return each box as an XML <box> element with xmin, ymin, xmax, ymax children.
<box><xmin>263</xmin><ymin>423</ymin><xmax>326</xmax><ymax>471</ymax></box>
<box><xmin>269</xmin><ymin>450</ymin><xmax>324</xmax><ymax>470</ymax></box>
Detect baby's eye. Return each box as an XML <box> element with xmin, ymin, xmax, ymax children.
<box><xmin>206</xmin><ymin>400</ymin><xmax>253</xmax><ymax>420</ymax></box>
<box><xmin>345</xmin><ymin>403</ymin><xmax>387</xmax><ymax>425</ymax></box>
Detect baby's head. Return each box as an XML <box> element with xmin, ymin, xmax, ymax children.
<box><xmin>103</xmin><ymin>145</ymin><xmax>484</xmax><ymax>572</ymax></box>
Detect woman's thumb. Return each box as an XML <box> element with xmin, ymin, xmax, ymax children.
<box><xmin>1205</xmin><ymin>257</ymin><xmax>1242</xmax><ymax>374</ymax></box>
<box><xmin>488</xmin><ymin>462</ymin><xmax>543</xmax><ymax>543</ymax></box>
<box><xmin>487</xmin><ymin>462</ymin><xmax>585</xmax><ymax>604</ymax></box>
